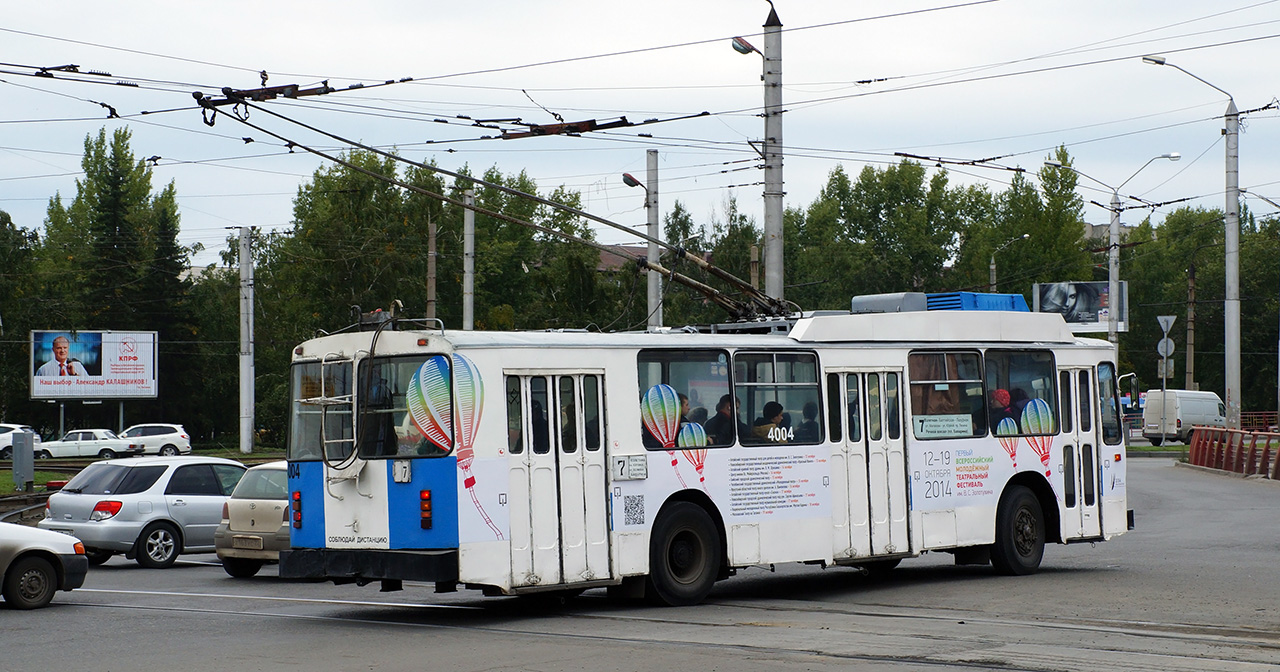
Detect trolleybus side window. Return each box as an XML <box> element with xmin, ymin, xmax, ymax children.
<box><xmin>845</xmin><ymin>374</ymin><xmax>862</xmax><ymax>442</ymax></box>
<box><xmin>530</xmin><ymin>376</ymin><xmax>551</xmax><ymax>454</ymax></box>
<box><xmin>736</xmin><ymin>352</ymin><xmax>822</xmax><ymax>445</ymax></box>
<box><xmin>583</xmin><ymin>375</ymin><xmax>603</xmax><ymax>451</ymax></box>
<box><xmin>866</xmin><ymin>373</ymin><xmax>882</xmax><ymax>441</ymax></box>
<box><xmin>1097</xmin><ymin>363</ymin><xmax>1123</xmax><ymax>445</ymax></box>
<box><xmin>506</xmin><ymin>376</ymin><xmax>523</xmax><ymax>454</ymax></box>
<box><xmin>886</xmin><ymin>372</ymin><xmax>901</xmax><ymax>441</ymax></box>
<box><xmin>558</xmin><ymin>376</ymin><xmax>578</xmax><ymax>454</ymax></box>
<box><xmin>908</xmin><ymin>351</ymin><xmax>986</xmax><ymax>439</ymax></box>
<box><xmin>826</xmin><ymin>373</ymin><xmax>842</xmax><ymax>443</ymax></box>
<box><xmin>289</xmin><ymin>359</ymin><xmax>352</xmax><ymax>462</ymax></box>
<box><xmin>984</xmin><ymin>350</ymin><xmax>1058</xmax><ymax>436</ymax></box>
<box><xmin>637</xmin><ymin>349</ymin><xmax>732</xmax><ymax>449</ymax></box>
<box><xmin>357</xmin><ymin>355</ymin><xmax>452</xmax><ymax>459</ymax></box>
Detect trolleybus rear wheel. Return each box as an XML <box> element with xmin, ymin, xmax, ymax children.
<box><xmin>647</xmin><ymin>502</ymin><xmax>721</xmax><ymax>606</ymax></box>
<box><xmin>991</xmin><ymin>485</ymin><xmax>1044</xmax><ymax>576</ymax></box>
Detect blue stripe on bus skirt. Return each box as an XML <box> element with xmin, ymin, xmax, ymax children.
<box><xmin>386</xmin><ymin>457</ymin><xmax>460</xmax><ymax>549</ymax></box>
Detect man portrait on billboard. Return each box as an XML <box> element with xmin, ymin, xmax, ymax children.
<box><xmin>35</xmin><ymin>335</ymin><xmax>90</xmax><ymax>377</ymax></box>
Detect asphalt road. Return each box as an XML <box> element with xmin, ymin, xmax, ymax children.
<box><xmin>3</xmin><ymin>459</ymin><xmax>1277</xmax><ymax>671</ymax></box>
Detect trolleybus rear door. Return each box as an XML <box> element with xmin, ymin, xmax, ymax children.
<box><xmin>833</xmin><ymin>370</ymin><xmax>908</xmax><ymax>560</ymax></box>
<box><xmin>508</xmin><ymin>372</ymin><xmax>609</xmax><ymax>589</ymax></box>
<box><xmin>1059</xmin><ymin>367</ymin><xmax>1103</xmax><ymax>539</ymax></box>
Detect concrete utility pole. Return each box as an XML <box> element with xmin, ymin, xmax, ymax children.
<box><xmin>1225</xmin><ymin>99</ymin><xmax>1241</xmax><ymax>427</ymax></box>
<box><xmin>646</xmin><ymin>149</ymin><xmax>662</xmax><ymax>328</ymax></box>
<box><xmin>427</xmin><ymin>214</ymin><xmax>437</xmax><ymax>320</ymax></box>
<box><xmin>1143</xmin><ymin>55</ymin><xmax>1240</xmax><ymax>426</ymax></box>
<box><xmin>1185</xmin><ymin>262</ymin><xmax>1197</xmax><ymax>390</ymax></box>
<box><xmin>463</xmin><ymin>190</ymin><xmax>475</xmax><ymax>331</ymax></box>
<box><xmin>762</xmin><ymin>5</ymin><xmax>784</xmax><ymax>302</ymax></box>
<box><xmin>238</xmin><ymin>226</ymin><xmax>254</xmax><ymax>455</ymax></box>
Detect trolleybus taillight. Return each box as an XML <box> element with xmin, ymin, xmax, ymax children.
<box><xmin>292</xmin><ymin>490</ymin><xmax>303</xmax><ymax>529</ymax></box>
<box><xmin>420</xmin><ymin>490</ymin><xmax>432</xmax><ymax>529</ymax></box>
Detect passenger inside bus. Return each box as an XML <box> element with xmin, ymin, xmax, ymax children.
<box><xmin>795</xmin><ymin>401</ymin><xmax>820</xmax><ymax>443</ymax></box>
<box><xmin>989</xmin><ymin>388</ymin><xmax>1017</xmax><ymax>433</ymax></box>
<box><xmin>750</xmin><ymin>401</ymin><xmax>786</xmax><ymax>443</ymax></box>
<box><xmin>704</xmin><ymin>394</ymin><xmax>747</xmax><ymax>446</ymax></box>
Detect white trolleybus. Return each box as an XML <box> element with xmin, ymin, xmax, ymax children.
<box><xmin>280</xmin><ymin>297</ymin><xmax>1131</xmax><ymax>606</ymax></box>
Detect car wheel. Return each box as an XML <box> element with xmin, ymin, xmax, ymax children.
<box><xmin>98</xmin><ymin>448</ymin><xmax>118</xmax><ymax>460</ymax></box>
<box><xmin>136</xmin><ymin>522</ymin><xmax>181</xmax><ymax>568</ymax></box>
<box><xmin>646</xmin><ymin>501</ymin><xmax>722</xmax><ymax>606</ymax></box>
<box><xmin>2</xmin><ymin>556</ymin><xmax>57</xmax><ymax>609</ymax></box>
<box><xmin>0</xmin><ymin>446</ymin><xmax>11</xmax><ymax>460</ymax></box>
<box><xmin>1149</xmin><ymin>437</ymin><xmax>1163</xmax><ymax>447</ymax></box>
<box><xmin>991</xmin><ymin>485</ymin><xmax>1045</xmax><ymax>576</ymax></box>
<box><xmin>85</xmin><ymin>549</ymin><xmax>114</xmax><ymax>566</ymax></box>
<box><xmin>158</xmin><ymin>445</ymin><xmax>179</xmax><ymax>456</ymax></box>
<box><xmin>221</xmin><ymin>558</ymin><xmax>264</xmax><ymax>578</ymax></box>
<box><xmin>36</xmin><ymin>450</ymin><xmax>52</xmax><ymax>460</ymax></box>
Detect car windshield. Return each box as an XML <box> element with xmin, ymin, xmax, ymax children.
<box><xmin>101</xmin><ymin>430</ymin><xmax>121</xmax><ymax>439</ymax></box>
<box><xmin>232</xmin><ymin>468</ymin><xmax>288</xmax><ymax>500</ymax></box>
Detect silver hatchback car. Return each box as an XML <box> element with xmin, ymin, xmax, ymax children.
<box><xmin>39</xmin><ymin>456</ymin><xmax>246</xmax><ymax>568</ymax></box>
<box><xmin>214</xmin><ymin>460</ymin><xmax>289</xmax><ymax>578</ymax></box>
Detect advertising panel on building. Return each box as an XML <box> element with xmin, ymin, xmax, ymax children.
<box><xmin>30</xmin><ymin>330</ymin><xmax>158</xmax><ymax>399</ymax></box>
<box><xmin>1032</xmin><ymin>281</ymin><xmax>1127</xmax><ymax>334</ymax></box>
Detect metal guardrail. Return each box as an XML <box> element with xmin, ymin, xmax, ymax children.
<box><xmin>1188</xmin><ymin>427</ymin><xmax>1280</xmax><ymax>479</ymax></box>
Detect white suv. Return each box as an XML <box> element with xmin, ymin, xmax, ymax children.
<box><xmin>0</xmin><ymin>424</ymin><xmax>42</xmax><ymax>460</ymax></box>
<box><xmin>120</xmin><ymin>424</ymin><xmax>192</xmax><ymax>456</ymax></box>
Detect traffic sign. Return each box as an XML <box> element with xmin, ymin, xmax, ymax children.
<box><xmin>1157</xmin><ymin>315</ymin><xmax>1177</xmax><ymax>334</ymax></box>
<box><xmin>1157</xmin><ymin>338</ymin><xmax>1176</xmax><ymax>358</ymax></box>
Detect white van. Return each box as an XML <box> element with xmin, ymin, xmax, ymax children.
<box><xmin>1141</xmin><ymin>389</ymin><xmax>1226</xmax><ymax>445</ymax></box>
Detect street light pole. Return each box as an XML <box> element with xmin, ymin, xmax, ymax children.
<box><xmin>623</xmin><ymin>149</ymin><xmax>661</xmax><ymax>328</ymax></box>
<box><xmin>1144</xmin><ymin>55</ymin><xmax>1241</xmax><ymax>428</ymax></box>
<box><xmin>989</xmin><ymin>234</ymin><xmax>1030</xmax><ymax>293</ymax></box>
<box><xmin>1045</xmin><ymin>154</ymin><xmax>1179</xmax><ymax>345</ymax></box>
<box><xmin>734</xmin><ymin>3</ymin><xmax>785</xmax><ymax>302</ymax></box>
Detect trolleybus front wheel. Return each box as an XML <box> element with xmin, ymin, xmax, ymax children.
<box><xmin>991</xmin><ymin>485</ymin><xmax>1044</xmax><ymax>575</ymax></box>
<box><xmin>647</xmin><ymin>502</ymin><xmax>721</xmax><ymax>606</ymax></box>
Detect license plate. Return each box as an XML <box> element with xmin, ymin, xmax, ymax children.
<box><xmin>231</xmin><ymin>536</ymin><xmax>263</xmax><ymax>550</ymax></box>
<box><xmin>51</xmin><ymin>529</ymin><xmax>76</xmax><ymax>537</ymax></box>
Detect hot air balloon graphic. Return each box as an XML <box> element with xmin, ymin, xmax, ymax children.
<box><xmin>640</xmin><ymin>384</ymin><xmax>687</xmax><ymax>488</ymax></box>
<box><xmin>407</xmin><ymin>354</ymin><xmax>502</xmax><ymax>540</ymax></box>
<box><xmin>1020</xmin><ymin>398</ymin><xmax>1055</xmax><ymax>477</ymax></box>
<box><xmin>407</xmin><ymin>355</ymin><xmax>452</xmax><ymax>453</ymax></box>
<box><xmin>677</xmin><ymin>422</ymin><xmax>709</xmax><ymax>486</ymax></box>
<box><xmin>995</xmin><ymin>417</ymin><xmax>1018</xmax><ymax>468</ymax></box>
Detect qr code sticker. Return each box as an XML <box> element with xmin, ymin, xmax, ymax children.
<box><xmin>624</xmin><ymin>494</ymin><xmax>645</xmax><ymax>526</ymax></box>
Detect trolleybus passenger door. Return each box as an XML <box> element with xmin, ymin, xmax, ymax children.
<box><xmin>508</xmin><ymin>373</ymin><xmax>609</xmax><ymax>589</ymax></box>
<box><xmin>1059</xmin><ymin>367</ymin><xmax>1103</xmax><ymax>539</ymax></box>
<box><xmin>833</xmin><ymin>370</ymin><xmax>908</xmax><ymax>560</ymax></box>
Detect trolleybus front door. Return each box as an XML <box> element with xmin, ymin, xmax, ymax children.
<box><xmin>508</xmin><ymin>373</ymin><xmax>609</xmax><ymax>589</ymax></box>
<box><xmin>831</xmin><ymin>370</ymin><xmax>909</xmax><ymax>560</ymax></box>
<box><xmin>1059</xmin><ymin>367</ymin><xmax>1103</xmax><ymax>539</ymax></box>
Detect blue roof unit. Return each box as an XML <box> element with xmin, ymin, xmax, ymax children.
<box><xmin>926</xmin><ymin>292</ymin><xmax>1029</xmax><ymax>312</ymax></box>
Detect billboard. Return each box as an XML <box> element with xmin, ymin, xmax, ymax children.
<box><xmin>30</xmin><ymin>331</ymin><xmax>158</xmax><ymax>399</ymax></box>
<box><xmin>1032</xmin><ymin>281</ymin><xmax>1128</xmax><ymax>334</ymax></box>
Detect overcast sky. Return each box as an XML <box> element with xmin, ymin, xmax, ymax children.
<box><xmin>3</xmin><ymin>0</ymin><xmax>1278</xmax><ymax>268</ymax></box>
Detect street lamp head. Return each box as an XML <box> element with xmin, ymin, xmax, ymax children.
<box><xmin>1044</xmin><ymin>160</ymin><xmax>1065</xmax><ymax>168</ymax></box>
<box><xmin>621</xmin><ymin>173</ymin><xmax>644</xmax><ymax>189</ymax></box>
<box><xmin>732</xmin><ymin>37</ymin><xmax>758</xmax><ymax>55</ymax></box>
<box><xmin>1162</xmin><ymin>152</ymin><xmax>1181</xmax><ymax>162</ymax></box>
<box><xmin>1142</xmin><ymin>55</ymin><xmax>1166</xmax><ymax>66</ymax></box>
